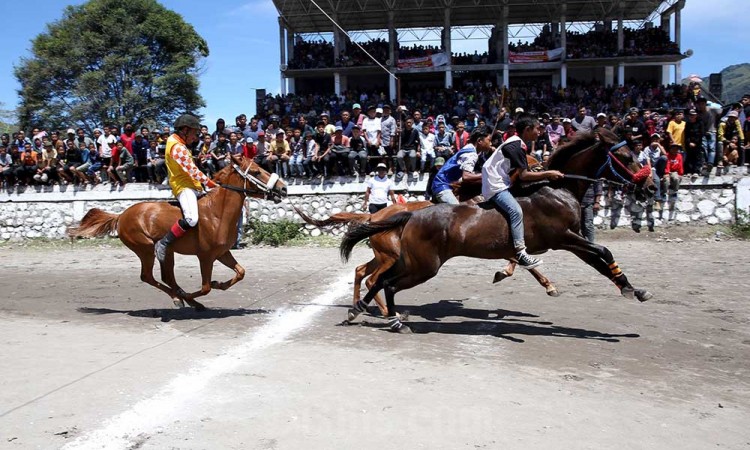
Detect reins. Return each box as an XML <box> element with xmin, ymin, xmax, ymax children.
<box><xmin>217</xmin><ymin>164</ymin><xmax>280</xmax><ymax>200</ymax></box>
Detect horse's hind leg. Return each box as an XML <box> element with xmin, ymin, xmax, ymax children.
<box><xmin>492</xmin><ymin>260</ymin><xmax>558</xmax><ymax>296</ymax></box>
<box><xmin>158</xmin><ymin>251</ymin><xmax>192</xmax><ymax>308</ymax></box>
<box><xmin>211</xmin><ymin>251</ymin><xmax>246</xmax><ymax>291</ymax></box>
<box><xmin>178</xmin><ymin>258</ymin><xmax>216</xmax><ymax>311</ymax></box>
<box><xmin>557</xmin><ymin>231</ymin><xmax>651</xmax><ymax>302</ymax></box>
<box><xmin>134</xmin><ymin>245</ymin><xmax>180</xmax><ymax>301</ymax></box>
<box><xmin>354</xmin><ymin>259</ymin><xmax>387</xmax><ymax>315</ymax></box>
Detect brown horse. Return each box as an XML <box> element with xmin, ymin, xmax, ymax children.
<box><xmin>341</xmin><ymin>129</ymin><xmax>656</xmax><ymax>333</ymax></box>
<box><xmin>68</xmin><ymin>154</ymin><xmax>287</xmax><ymax>310</ymax></box>
<box><xmin>295</xmin><ymin>200</ymin><xmax>558</xmax><ymax>317</ymax></box>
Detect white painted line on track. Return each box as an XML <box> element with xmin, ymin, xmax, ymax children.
<box><xmin>63</xmin><ymin>272</ymin><xmax>352</xmax><ymax>450</ymax></box>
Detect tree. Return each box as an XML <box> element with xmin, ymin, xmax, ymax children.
<box><xmin>0</xmin><ymin>101</ymin><xmax>16</xmax><ymax>135</ymax></box>
<box><xmin>14</xmin><ymin>0</ymin><xmax>209</xmax><ymax>133</ymax></box>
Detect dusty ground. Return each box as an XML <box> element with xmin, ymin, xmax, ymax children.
<box><xmin>0</xmin><ymin>229</ymin><xmax>749</xmax><ymax>449</ymax></box>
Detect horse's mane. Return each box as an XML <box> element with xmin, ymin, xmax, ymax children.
<box><xmin>211</xmin><ymin>161</ymin><xmax>236</xmax><ymax>185</ymax></box>
<box><xmin>546</xmin><ymin>128</ymin><xmax>620</xmax><ymax>171</ymax></box>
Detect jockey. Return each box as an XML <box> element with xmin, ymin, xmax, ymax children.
<box><xmin>431</xmin><ymin>127</ymin><xmax>493</xmax><ymax>204</ymax></box>
<box><xmin>155</xmin><ymin>114</ymin><xmax>218</xmax><ymax>263</ymax></box>
<box><xmin>482</xmin><ymin>115</ymin><xmax>564</xmax><ymax>268</ymax></box>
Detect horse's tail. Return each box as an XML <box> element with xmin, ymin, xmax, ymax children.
<box><xmin>340</xmin><ymin>211</ymin><xmax>413</xmax><ymax>262</ymax></box>
<box><xmin>67</xmin><ymin>208</ymin><xmax>120</xmax><ymax>238</ymax></box>
<box><xmin>293</xmin><ymin>205</ymin><xmax>370</xmax><ymax>228</ymax></box>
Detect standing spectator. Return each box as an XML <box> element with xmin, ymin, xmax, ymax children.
<box><xmin>619</xmin><ymin>108</ymin><xmax>647</xmax><ymax>142</ymax></box>
<box><xmin>419</xmin><ymin>123</ymin><xmax>436</xmax><ymax>173</ymax></box>
<box><xmin>75</xmin><ymin>128</ymin><xmax>94</xmax><ymax>149</ymax></box>
<box><xmin>346</xmin><ymin>126</ymin><xmax>367</xmax><ymax>176</ymax></box>
<box><xmin>97</xmin><ymin>127</ymin><xmax>116</xmax><ymax>181</ymax></box>
<box><xmin>571</xmin><ymin>105</ymin><xmax>596</xmax><ymax>134</ymax></box>
<box><xmin>335</xmin><ymin>111</ymin><xmax>355</xmax><ymax>137</ymax></box>
<box><xmin>580</xmin><ymin>181</ymin><xmax>602</xmax><ymax>241</ymax></box>
<box><xmin>131</xmin><ymin>133</ymin><xmax>150</xmax><ymax>182</ymax></box>
<box><xmin>227</xmin><ymin>131</ymin><xmax>244</xmax><ymax>156</ymax></box>
<box><xmin>683</xmin><ymin>108</ymin><xmax>706</xmax><ymax>175</ymax></box>
<box><xmin>244</xmin><ymin>117</ymin><xmax>262</xmax><ymax>143</ymax></box>
<box><xmin>453</xmin><ymin>121</ymin><xmax>470</xmax><ymax>152</ymax></box>
<box><xmin>361</xmin><ymin>105</ymin><xmax>381</xmax><ymax>175</ymax></box>
<box><xmin>361</xmin><ymin>163</ymin><xmax>397</xmax><ymax>213</ymax></box>
<box><xmin>666</xmin><ymin>110</ymin><xmax>686</xmax><ymax>149</ymax></box>
<box><xmin>350</xmin><ymin>104</ymin><xmax>363</xmax><ymax>127</ymax></box>
<box><xmin>120</xmin><ymin>123</ymin><xmax>136</xmax><ymax>154</ymax></box>
<box><xmin>696</xmin><ymin>97</ymin><xmax>718</xmax><ymax>169</ymax></box>
<box><xmin>379</xmin><ymin>104</ymin><xmax>397</xmax><ymax>168</ymax></box>
<box><xmin>547</xmin><ymin>116</ymin><xmax>565</xmax><ymax>148</ymax></box>
<box><xmin>718</xmin><ymin>111</ymin><xmax>744</xmax><ymax>170</ymax></box>
<box><xmin>593</xmin><ymin>113</ymin><xmax>609</xmax><ymax>132</ymax></box>
<box><xmin>396</xmin><ymin>117</ymin><xmax>420</xmax><ymax>179</ymax></box>
<box><xmin>312</xmin><ymin>121</ymin><xmax>333</xmax><ymax>177</ymax></box>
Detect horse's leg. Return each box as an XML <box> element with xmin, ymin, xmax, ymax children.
<box><xmin>159</xmin><ymin>251</ymin><xmax>190</xmax><ymax>308</ymax></box>
<box><xmin>557</xmin><ymin>231</ymin><xmax>651</xmax><ymax>302</ymax></box>
<box><xmin>347</xmin><ymin>274</ymin><xmax>386</xmax><ymax>323</ymax></box>
<box><xmin>492</xmin><ymin>260</ymin><xmax>558</xmax><ymax>296</ymax></box>
<box><xmin>179</xmin><ymin>258</ymin><xmax>216</xmax><ymax>311</ymax></box>
<box><xmin>211</xmin><ymin>251</ymin><xmax>246</xmax><ymax>291</ymax></box>
<box><xmin>492</xmin><ymin>260</ymin><xmax>517</xmax><ymax>283</ymax></box>
<box><xmin>354</xmin><ymin>258</ymin><xmax>387</xmax><ymax>315</ymax></box>
<box><xmin>135</xmin><ymin>245</ymin><xmax>180</xmax><ymax>300</ymax></box>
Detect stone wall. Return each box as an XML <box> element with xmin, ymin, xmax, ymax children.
<box><xmin>1</xmin><ymin>175</ymin><xmax>748</xmax><ymax>241</ymax></box>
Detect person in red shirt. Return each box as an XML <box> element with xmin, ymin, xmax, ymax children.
<box><xmin>120</xmin><ymin>122</ymin><xmax>136</xmax><ymax>154</ymax></box>
<box><xmin>243</xmin><ymin>138</ymin><xmax>257</xmax><ymax>159</ymax></box>
<box><xmin>664</xmin><ymin>143</ymin><xmax>684</xmax><ymax>213</ymax></box>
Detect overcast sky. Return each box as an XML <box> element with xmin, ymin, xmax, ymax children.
<box><xmin>0</xmin><ymin>0</ymin><xmax>747</xmax><ymax>128</ymax></box>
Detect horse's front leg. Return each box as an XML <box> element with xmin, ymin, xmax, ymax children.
<box><xmin>211</xmin><ymin>251</ymin><xmax>246</xmax><ymax>291</ymax></box>
<box><xmin>527</xmin><ymin>267</ymin><xmax>559</xmax><ymax>297</ymax></box>
<box><xmin>159</xmin><ymin>250</ymin><xmax>188</xmax><ymax>308</ymax></box>
<box><xmin>179</xmin><ymin>258</ymin><xmax>215</xmax><ymax>311</ymax></box>
<box><xmin>492</xmin><ymin>260</ymin><xmax>517</xmax><ymax>283</ymax></box>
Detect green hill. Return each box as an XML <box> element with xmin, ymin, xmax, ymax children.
<box><xmin>720</xmin><ymin>63</ymin><xmax>750</xmax><ymax>103</ymax></box>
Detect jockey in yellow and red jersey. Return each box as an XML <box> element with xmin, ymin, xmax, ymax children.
<box><xmin>155</xmin><ymin>114</ymin><xmax>218</xmax><ymax>263</ymax></box>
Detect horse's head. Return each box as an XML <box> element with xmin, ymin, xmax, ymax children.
<box><xmin>596</xmin><ymin>132</ymin><xmax>656</xmax><ymax>202</ymax></box>
<box><xmin>217</xmin><ymin>154</ymin><xmax>288</xmax><ymax>203</ymax></box>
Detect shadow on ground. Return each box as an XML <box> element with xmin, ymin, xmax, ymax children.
<box><xmin>350</xmin><ymin>300</ymin><xmax>640</xmax><ymax>343</ymax></box>
<box><xmin>77</xmin><ymin>307</ymin><xmax>272</xmax><ymax>322</ymax></box>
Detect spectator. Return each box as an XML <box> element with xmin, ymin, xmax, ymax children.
<box><xmin>581</xmin><ymin>181</ymin><xmax>603</xmax><ymax>241</ymax></box>
<box><xmin>212</xmin><ymin>118</ymin><xmax>226</xmax><ymax>141</ymax></box>
<box><xmin>666</xmin><ymin>110</ymin><xmax>686</xmax><ymax>149</ymax></box>
<box><xmin>572</xmin><ymin>105</ymin><xmax>596</xmax><ymax>134</ymax></box>
<box><xmin>335</xmin><ymin>111</ymin><xmax>355</xmax><ymax>137</ymax></box>
<box><xmin>718</xmin><ymin>111</ymin><xmax>744</xmax><ymax>169</ymax></box>
<box><xmin>254</xmin><ymin>131</ymin><xmax>272</xmax><ymax>173</ymax></box>
<box><xmin>268</xmin><ymin>129</ymin><xmax>291</xmax><ymax>177</ymax></box>
<box><xmin>434</xmin><ymin>122</ymin><xmax>454</xmax><ymax>160</ymax></box>
<box><xmin>0</xmin><ymin>146</ymin><xmax>14</xmax><ymax>187</ymax></box>
<box><xmin>361</xmin><ymin>163</ymin><xmax>397</xmax><ymax>214</ymax></box>
<box><xmin>419</xmin><ymin>122</ymin><xmax>436</xmax><ymax>173</ymax></box>
<box><xmin>346</xmin><ymin>126</ymin><xmax>366</xmax><ymax>176</ymax></box>
<box><xmin>312</xmin><ymin>121</ymin><xmax>333</xmax><ymax>177</ymax></box>
<box><xmin>34</xmin><ymin>141</ymin><xmax>58</xmax><ymax>185</ymax></box>
<box><xmin>132</xmin><ymin>133</ymin><xmax>150</xmax><ymax>182</ymax></box>
<box><xmin>396</xmin><ymin>117</ymin><xmax>420</xmax><ymax>180</ymax></box>
<box><xmin>85</xmin><ymin>142</ymin><xmax>103</xmax><ymax>185</ymax></box>
<box><xmin>288</xmin><ymin>128</ymin><xmax>305</xmax><ymax>177</ymax></box>
<box><xmin>209</xmin><ymin>132</ymin><xmax>230</xmax><ymax>173</ymax></box>
<box><xmin>453</xmin><ymin>121</ymin><xmax>470</xmax><ymax>152</ymax></box>
<box><xmin>69</xmin><ymin>141</ymin><xmax>91</xmax><ymax>185</ymax></box>
<box><xmin>664</xmin><ymin>143</ymin><xmax>684</xmax><ymax>207</ymax></box>
<box><xmin>120</xmin><ymin>123</ymin><xmax>136</xmax><ymax>154</ymax></box>
<box><xmin>683</xmin><ymin>108</ymin><xmax>706</xmax><ymax>175</ymax></box>
<box><xmin>16</xmin><ymin>142</ymin><xmax>38</xmax><ymax>185</ymax></box>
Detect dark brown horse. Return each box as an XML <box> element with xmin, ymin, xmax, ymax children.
<box><xmin>68</xmin><ymin>154</ymin><xmax>287</xmax><ymax>311</ymax></box>
<box><xmin>341</xmin><ymin>129</ymin><xmax>656</xmax><ymax>332</ymax></box>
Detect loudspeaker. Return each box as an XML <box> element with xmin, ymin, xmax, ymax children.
<box><xmin>709</xmin><ymin>73</ymin><xmax>722</xmax><ymax>99</ymax></box>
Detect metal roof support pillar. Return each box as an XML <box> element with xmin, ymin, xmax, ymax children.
<box><xmin>444</xmin><ymin>8</ymin><xmax>452</xmax><ymax>89</ymax></box>
<box><xmin>674</xmin><ymin>1</ymin><xmax>683</xmax><ymax>48</ymax></box>
<box><xmin>278</xmin><ymin>17</ymin><xmax>287</xmax><ymax>95</ymax></box>
<box><xmin>388</xmin><ymin>10</ymin><xmax>397</xmax><ymax>102</ymax></box>
<box><xmin>286</xmin><ymin>27</ymin><xmax>295</xmax><ymax>94</ymax></box>
<box><xmin>333</xmin><ymin>16</ymin><xmax>341</xmax><ymax>63</ymax></box>
<box><xmin>560</xmin><ymin>63</ymin><xmax>567</xmax><ymax>89</ymax></box>
<box><xmin>560</xmin><ymin>2</ymin><xmax>567</xmax><ymax>58</ymax></box>
<box><xmin>617</xmin><ymin>2</ymin><xmax>624</xmax><ymax>52</ymax></box>
<box><xmin>502</xmin><ymin>4</ymin><xmax>509</xmax><ymax>89</ymax></box>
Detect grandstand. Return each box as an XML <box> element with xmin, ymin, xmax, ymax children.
<box><xmin>272</xmin><ymin>0</ymin><xmax>689</xmax><ymax>100</ymax></box>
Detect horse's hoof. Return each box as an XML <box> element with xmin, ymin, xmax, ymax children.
<box><xmin>546</xmin><ymin>288</ymin><xmax>560</xmax><ymax>297</ymax></box>
<box><xmin>620</xmin><ymin>286</ymin><xmax>635</xmax><ymax>300</ymax></box>
<box><xmin>173</xmin><ymin>298</ymin><xmax>186</xmax><ymax>308</ymax></box>
<box><xmin>634</xmin><ymin>289</ymin><xmax>653</xmax><ymax>302</ymax></box>
<box><xmin>347</xmin><ymin>308</ymin><xmax>361</xmax><ymax>322</ymax></box>
<box><xmin>394</xmin><ymin>324</ymin><xmax>412</xmax><ymax>334</ymax></box>
<box><xmin>492</xmin><ymin>271</ymin><xmax>510</xmax><ymax>284</ymax></box>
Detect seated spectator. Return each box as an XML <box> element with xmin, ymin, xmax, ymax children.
<box><xmin>131</xmin><ymin>133</ymin><xmax>150</xmax><ymax>182</ymax></box>
<box><xmin>84</xmin><ymin>143</ymin><xmax>103</xmax><ymax>185</ymax></box>
<box><xmin>108</xmin><ymin>141</ymin><xmax>134</xmax><ymax>186</ymax></box>
<box><xmin>69</xmin><ymin>142</ymin><xmax>91</xmax><ymax>185</ymax></box>
<box><xmin>419</xmin><ymin>122</ymin><xmax>436</xmax><ymax>173</ymax></box>
<box><xmin>34</xmin><ymin>141</ymin><xmax>58</xmax><ymax>185</ymax></box>
<box><xmin>268</xmin><ymin>129</ymin><xmax>291</xmax><ymax>177</ymax></box>
<box><xmin>16</xmin><ymin>143</ymin><xmax>38</xmax><ymax>185</ymax></box>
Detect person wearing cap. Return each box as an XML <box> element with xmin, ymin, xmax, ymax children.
<box><xmin>718</xmin><ymin>110</ymin><xmax>744</xmax><ymax>168</ymax></box>
<box><xmin>593</xmin><ymin>113</ymin><xmax>609</xmax><ymax>132</ymax></box>
<box><xmin>362</xmin><ymin>162</ymin><xmax>396</xmax><ymax>214</ymax></box>
<box><xmin>424</xmin><ymin>156</ymin><xmax>446</xmax><ymax>201</ymax></box>
<box><xmin>434</xmin><ymin>121</ymin><xmax>454</xmax><ymax>160</ymax></box>
<box><xmin>351</xmin><ymin>104</ymin><xmax>363</xmax><ymax>127</ymax></box>
<box><xmin>666</xmin><ymin>110</ymin><xmax>686</xmax><ymax>150</ymax></box>
<box><xmin>514</xmin><ymin>107</ymin><xmax>525</xmax><ymax>118</ymax></box>
<box><xmin>664</xmin><ymin>143</ymin><xmax>684</xmax><ymax>206</ymax></box>
<box><xmin>264</xmin><ymin>115</ymin><xmax>282</xmax><ymax>139</ymax></box>
<box><xmin>155</xmin><ymin>114</ymin><xmax>219</xmax><ymax>263</ymax></box>
<box><xmin>268</xmin><ymin>129</ymin><xmax>291</xmax><ymax>178</ymax></box>
<box><xmin>684</xmin><ymin>108</ymin><xmax>706</xmax><ymax>174</ymax></box>
<box><xmin>618</xmin><ymin>107</ymin><xmax>647</xmax><ymax>142</ymax></box>
<box><xmin>482</xmin><ymin>115</ymin><xmax>564</xmax><ymax>268</ymax></box>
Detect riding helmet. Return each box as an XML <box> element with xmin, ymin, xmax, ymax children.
<box><xmin>174</xmin><ymin>114</ymin><xmax>201</xmax><ymax>131</ymax></box>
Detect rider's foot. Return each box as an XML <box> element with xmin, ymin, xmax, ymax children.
<box><xmin>155</xmin><ymin>229</ymin><xmax>179</xmax><ymax>264</ymax></box>
<box><xmin>516</xmin><ymin>250</ymin><xmax>542</xmax><ymax>269</ymax></box>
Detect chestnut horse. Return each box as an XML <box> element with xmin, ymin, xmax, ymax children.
<box><xmin>294</xmin><ymin>155</ymin><xmax>557</xmax><ymax>317</ymax></box>
<box><xmin>341</xmin><ymin>129</ymin><xmax>656</xmax><ymax>333</ymax></box>
<box><xmin>68</xmin><ymin>154</ymin><xmax>287</xmax><ymax>311</ymax></box>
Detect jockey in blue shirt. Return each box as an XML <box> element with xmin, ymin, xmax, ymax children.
<box><xmin>431</xmin><ymin>127</ymin><xmax>492</xmax><ymax>204</ymax></box>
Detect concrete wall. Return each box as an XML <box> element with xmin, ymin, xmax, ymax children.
<box><xmin>1</xmin><ymin>174</ymin><xmax>747</xmax><ymax>241</ymax></box>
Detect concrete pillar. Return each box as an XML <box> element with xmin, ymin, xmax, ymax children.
<box><xmin>503</xmin><ymin>66</ymin><xmax>509</xmax><ymax>89</ymax></box>
<box><xmin>333</xmin><ymin>17</ymin><xmax>342</xmax><ymax>62</ymax></box>
<box><xmin>675</xmin><ymin>62</ymin><xmax>682</xmax><ymax>85</ymax></box>
<box><xmin>560</xmin><ymin>2</ymin><xmax>567</xmax><ymax>59</ymax></box>
<box><xmin>287</xmin><ymin>78</ymin><xmax>296</xmax><ymax>95</ymax></box>
<box><xmin>278</xmin><ymin>18</ymin><xmax>287</xmax><ymax>95</ymax></box>
<box><xmin>286</xmin><ymin>29</ymin><xmax>294</xmax><ymax>64</ymax></box>
<box><xmin>605</xmin><ymin>66</ymin><xmax>614</xmax><ymax>87</ymax></box>
<box><xmin>502</xmin><ymin>5</ymin><xmax>509</xmax><ymax>63</ymax></box>
<box><xmin>617</xmin><ymin>16</ymin><xmax>624</xmax><ymax>51</ymax></box>
<box><xmin>674</xmin><ymin>6</ymin><xmax>682</xmax><ymax>48</ymax></box>
<box><xmin>388</xmin><ymin>10</ymin><xmax>397</xmax><ymax>102</ymax></box>
<box><xmin>552</xmin><ymin>72</ymin><xmax>561</xmax><ymax>89</ymax></box>
<box><xmin>444</xmin><ymin>8</ymin><xmax>452</xmax><ymax>88</ymax></box>
<box><xmin>660</xmin><ymin>14</ymin><xmax>670</xmax><ymax>34</ymax></box>
<box><xmin>334</xmin><ymin>73</ymin><xmax>341</xmax><ymax>96</ymax></box>
<box><xmin>617</xmin><ymin>63</ymin><xmax>625</xmax><ymax>86</ymax></box>
<box><xmin>661</xmin><ymin>65</ymin><xmax>671</xmax><ymax>86</ymax></box>
<box><xmin>560</xmin><ymin>63</ymin><xmax>567</xmax><ymax>89</ymax></box>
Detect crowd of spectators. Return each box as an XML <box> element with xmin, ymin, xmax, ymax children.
<box><xmin>287</xmin><ymin>25</ymin><xmax>678</xmax><ymax>69</ymax></box>
<box><xmin>3</xmin><ymin>83</ymin><xmax>747</xmax><ymax>194</ymax></box>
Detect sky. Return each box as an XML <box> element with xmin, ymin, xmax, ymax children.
<box><xmin>0</xmin><ymin>0</ymin><xmax>747</xmax><ymax>128</ymax></box>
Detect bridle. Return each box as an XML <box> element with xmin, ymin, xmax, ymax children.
<box><xmin>590</xmin><ymin>140</ymin><xmax>651</xmax><ymax>188</ymax></box>
<box><xmin>218</xmin><ymin>163</ymin><xmax>281</xmax><ymax>201</ymax></box>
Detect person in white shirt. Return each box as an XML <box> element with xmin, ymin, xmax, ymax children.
<box><xmin>97</xmin><ymin>126</ymin><xmax>117</xmax><ymax>182</ymax></box>
<box><xmin>362</xmin><ymin>163</ymin><xmax>397</xmax><ymax>213</ymax></box>
<box><xmin>361</xmin><ymin>105</ymin><xmax>382</xmax><ymax>172</ymax></box>
<box><xmin>419</xmin><ymin>123</ymin><xmax>436</xmax><ymax>173</ymax></box>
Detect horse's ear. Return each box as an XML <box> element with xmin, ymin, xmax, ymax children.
<box><xmin>594</xmin><ymin>131</ymin><xmax>602</xmax><ymax>142</ymax></box>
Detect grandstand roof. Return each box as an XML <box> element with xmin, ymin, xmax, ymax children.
<box><xmin>274</xmin><ymin>0</ymin><xmax>667</xmax><ymax>34</ymax></box>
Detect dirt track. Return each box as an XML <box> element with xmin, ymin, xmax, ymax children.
<box><xmin>0</xmin><ymin>232</ymin><xmax>749</xmax><ymax>449</ymax></box>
